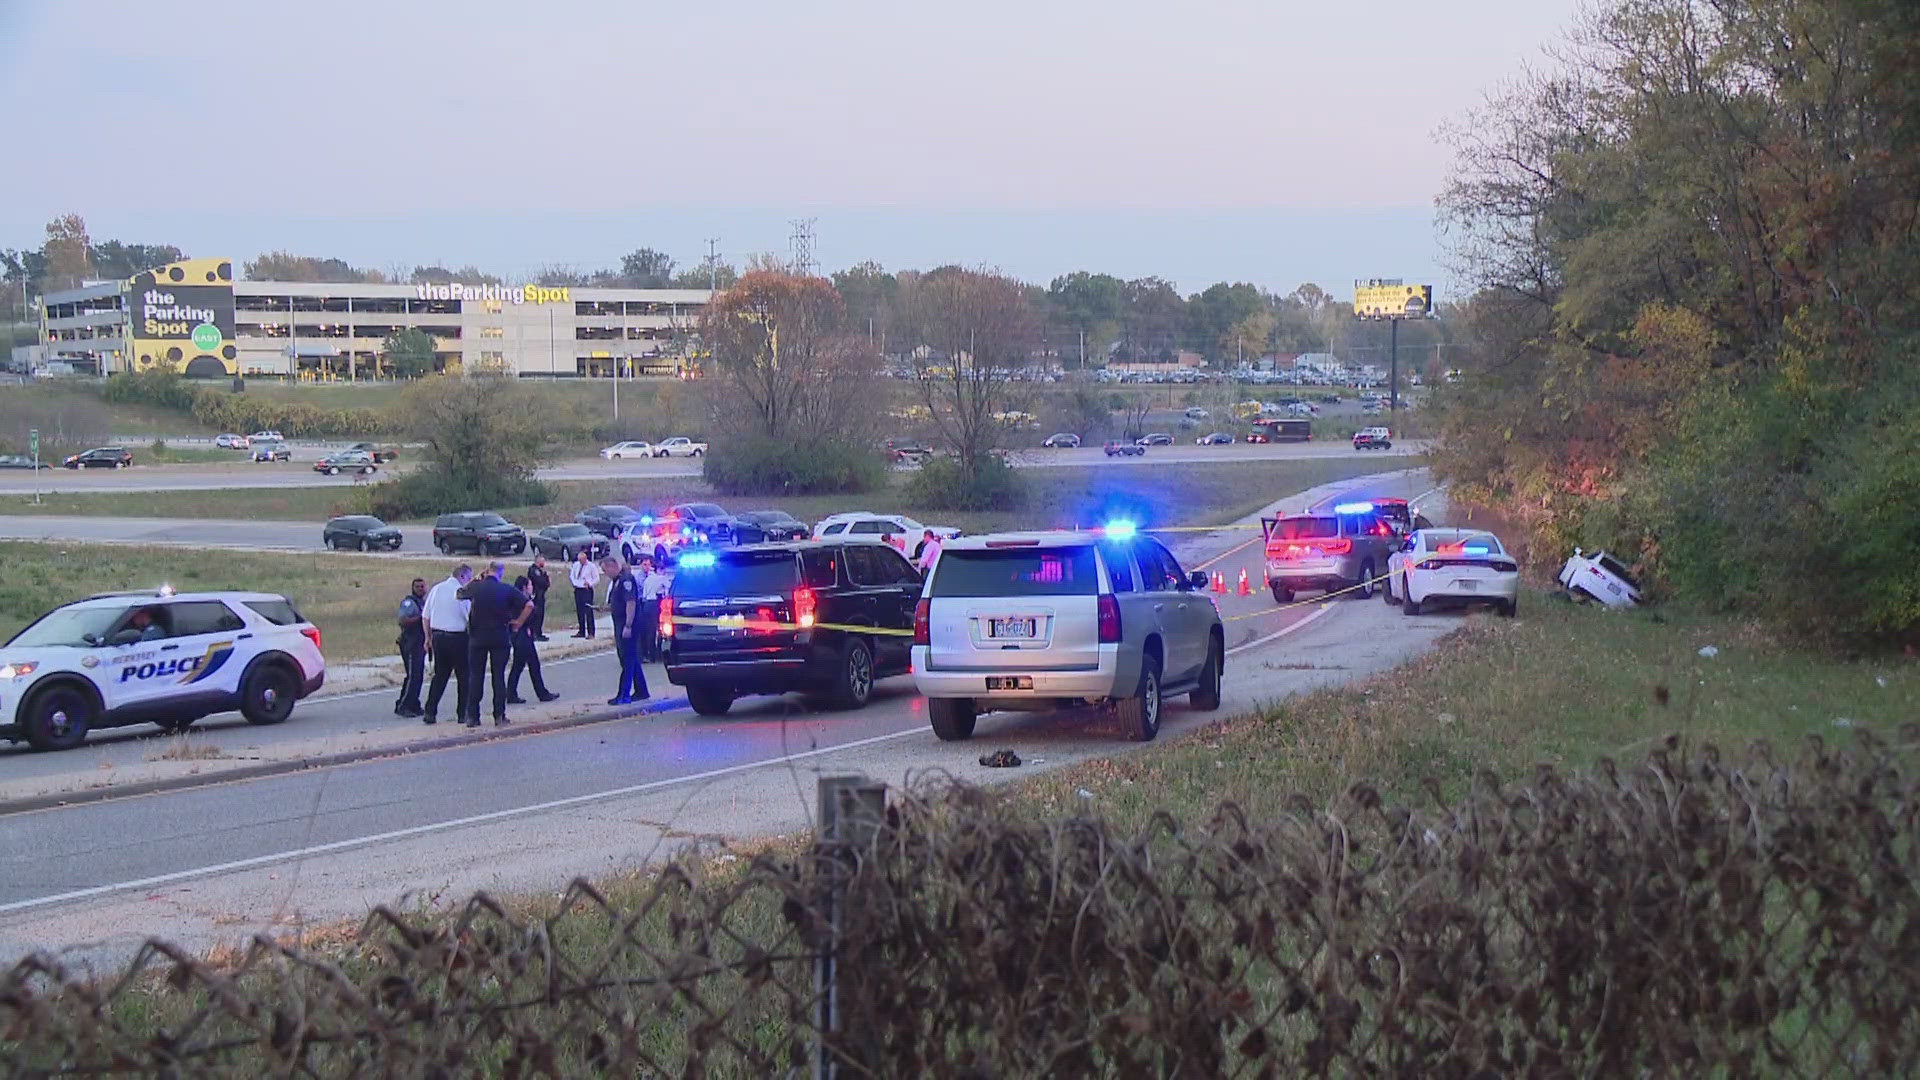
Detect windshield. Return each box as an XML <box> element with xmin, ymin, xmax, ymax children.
<box><xmin>600</xmin><ymin>506</ymin><xmax>639</xmax><ymax>519</ymax></box>
<box><xmin>7</xmin><ymin>605</ymin><xmax>127</xmax><ymax>648</ymax></box>
<box><xmin>931</xmin><ymin>546</ymin><xmax>1099</xmax><ymax>597</ymax></box>
<box><xmin>683</xmin><ymin>503</ymin><xmax>725</xmax><ymax>518</ymax></box>
<box><xmin>474</xmin><ymin>514</ymin><xmax>510</xmax><ymax>528</ymax></box>
<box><xmin>1273</xmin><ymin>517</ymin><xmax>1338</xmax><ymax>540</ymax></box>
<box><xmin>672</xmin><ymin>550</ymin><xmax>799</xmax><ymax>599</ymax></box>
<box><xmin>553</xmin><ymin>525</ymin><xmax>590</xmax><ymax>537</ymax></box>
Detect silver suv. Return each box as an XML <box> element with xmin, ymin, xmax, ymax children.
<box><xmin>1262</xmin><ymin>506</ymin><xmax>1400</xmax><ymax>602</ymax></box>
<box><xmin>911</xmin><ymin>530</ymin><xmax>1224</xmax><ymax>742</ymax></box>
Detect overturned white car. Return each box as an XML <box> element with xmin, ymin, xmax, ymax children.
<box><xmin>1557</xmin><ymin>548</ymin><xmax>1642</xmax><ymax>607</ymax></box>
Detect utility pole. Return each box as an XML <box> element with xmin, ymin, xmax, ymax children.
<box><xmin>705</xmin><ymin>237</ymin><xmax>721</xmax><ymax>292</ymax></box>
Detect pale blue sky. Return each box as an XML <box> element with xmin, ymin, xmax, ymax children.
<box><xmin>0</xmin><ymin>0</ymin><xmax>1579</xmax><ymax>294</ymax></box>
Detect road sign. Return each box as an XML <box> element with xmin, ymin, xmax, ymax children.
<box><xmin>29</xmin><ymin>428</ymin><xmax>38</xmax><ymax>459</ymax></box>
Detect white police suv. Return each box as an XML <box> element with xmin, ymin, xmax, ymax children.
<box><xmin>0</xmin><ymin>589</ymin><xmax>326</xmax><ymax>751</ymax></box>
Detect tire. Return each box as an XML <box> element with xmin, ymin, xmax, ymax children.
<box><xmin>1382</xmin><ymin>569</ymin><xmax>1400</xmax><ymax>604</ymax></box>
<box><xmin>1353</xmin><ymin>561</ymin><xmax>1376</xmax><ymax>600</ymax></box>
<box><xmin>438</xmin><ymin>538</ymin><xmax>452</xmax><ymax>554</ymax></box>
<box><xmin>116</xmin><ymin>460</ymin><xmax>128</xmax><ymax>469</ymax></box>
<box><xmin>326</xmin><ymin>466</ymin><xmax>340</xmax><ymax>475</ymax></box>
<box><xmin>1116</xmin><ymin>652</ymin><xmax>1162</xmax><ymax>742</ymax></box>
<box><xmin>559</xmin><ymin>546</ymin><xmax>572</xmax><ymax>562</ymax></box>
<box><xmin>1403</xmin><ymin>592</ymin><xmax>1422</xmax><ymax>616</ymax></box>
<box><xmin>692</xmin><ymin>449</ymin><xmax>703</xmax><ymax>457</ymax></box>
<box><xmin>1190</xmin><ymin>638</ymin><xmax>1223</xmax><ymax>710</ymax></box>
<box><xmin>929</xmin><ymin>697</ymin><xmax>977</xmax><ymax>741</ymax></box>
<box><xmin>1499</xmin><ymin>599</ymin><xmax>1518</xmax><ymax>618</ymax></box>
<box><xmin>1271</xmin><ymin>583</ymin><xmax>1293</xmax><ymax>604</ymax></box>
<box><xmin>240</xmin><ymin>663</ymin><xmax>299</xmax><ymax>725</ymax></box>
<box><xmin>828</xmin><ymin>638</ymin><xmax>875</xmax><ymax>710</ymax></box>
<box><xmin>357</xmin><ymin>537</ymin><xmax>369</xmax><ymax>552</ymax></box>
<box><xmin>21</xmin><ymin>684</ymin><xmax>94</xmax><ymax>751</ymax></box>
<box><xmin>687</xmin><ymin>684</ymin><xmax>734</xmax><ymax>716</ymax></box>
<box><xmin>1381</xmin><ymin>442</ymin><xmax>1391</xmax><ymax>450</ymax></box>
<box><xmin>654</xmin><ymin>545</ymin><xmax>668</xmax><ymax>566</ymax></box>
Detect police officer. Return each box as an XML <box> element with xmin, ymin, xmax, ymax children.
<box><xmin>459</xmin><ymin>560</ymin><xmax>534</xmax><ymax>727</ymax></box>
<box><xmin>638</xmin><ymin>556</ymin><xmax>670</xmax><ymax>663</ymax></box>
<box><xmin>394</xmin><ymin>577</ymin><xmax>427</xmax><ymax>718</ymax></box>
<box><xmin>601</xmin><ymin>556</ymin><xmax>648</xmax><ymax>706</ymax></box>
<box><xmin>506</xmin><ymin>574</ymin><xmax>560</xmax><ymax>705</ymax></box>
<box><xmin>526</xmin><ymin>553</ymin><xmax>552</xmax><ymax>642</ymax></box>
<box><xmin>421</xmin><ymin>564</ymin><xmax>473</xmax><ymax>726</ymax></box>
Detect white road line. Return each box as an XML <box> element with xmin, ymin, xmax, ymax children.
<box><xmin>0</xmin><ymin>726</ymin><xmax>928</xmax><ymax>917</ymax></box>
<box><xmin>1227</xmin><ymin>602</ymin><xmax>1335</xmax><ymax>657</ymax></box>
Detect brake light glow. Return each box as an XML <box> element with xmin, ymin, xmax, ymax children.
<box><xmin>659</xmin><ymin>595</ymin><xmax>674</xmax><ymax>637</ymax></box>
<box><xmin>794</xmin><ymin>587</ymin><xmax>817</xmax><ymax>629</ymax></box>
<box><xmin>1097</xmin><ymin>594</ymin><xmax>1122</xmax><ymax>643</ymax></box>
<box><xmin>301</xmin><ymin>626</ymin><xmax>322</xmax><ymax>651</ymax></box>
<box><xmin>913</xmin><ymin>598</ymin><xmax>930</xmax><ymax>645</ymax></box>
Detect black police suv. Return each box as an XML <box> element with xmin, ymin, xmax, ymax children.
<box><xmin>662</xmin><ymin>540</ymin><xmax>921</xmax><ymax>716</ymax></box>
<box><xmin>431</xmin><ymin>512</ymin><xmax>527</xmax><ymax>556</ymax></box>
<box><xmin>322</xmin><ymin>515</ymin><xmax>403</xmax><ymax>551</ymax></box>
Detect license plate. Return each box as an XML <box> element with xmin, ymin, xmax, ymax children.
<box><xmin>990</xmin><ymin>618</ymin><xmax>1036</xmax><ymax>639</ymax></box>
<box><xmin>1455</xmin><ymin>580</ymin><xmax>1478</xmax><ymax>591</ymax></box>
<box><xmin>986</xmin><ymin>676</ymin><xmax>1032</xmax><ymax>690</ymax></box>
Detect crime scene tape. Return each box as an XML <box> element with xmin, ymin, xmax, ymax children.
<box><xmin>1218</xmin><ymin>570</ymin><xmax>1395</xmax><ymax>622</ymax></box>
<box><xmin>665</xmin><ymin>614</ymin><xmax>916</xmax><ymax>637</ymax></box>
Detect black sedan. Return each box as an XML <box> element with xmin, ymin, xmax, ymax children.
<box><xmin>1135</xmin><ymin>433</ymin><xmax>1174</xmax><ymax>446</ymax></box>
<box><xmin>731</xmin><ymin>509</ymin><xmax>810</xmax><ymax>543</ymax></box>
<box><xmin>577</xmin><ymin>503</ymin><xmax>646</xmax><ymax>539</ymax></box>
<box><xmin>531</xmin><ymin>523</ymin><xmax>611</xmax><ymax>561</ymax></box>
<box><xmin>0</xmin><ymin>454</ymin><xmax>51</xmax><ymax>469</ymax></box>
<box><xmin>1195</xmin><ymin>432</ymin><xmax>1235</xmax><ymax>446</ymax></box>
<box><xmin>322</xmin><ymin>515</ymin><xmax>403</xmax><ymax>551</ymax></box>
<box><xmin>64</xmin><ymin>446</ymin><xmax>133</xmax><ymax>469</ymax></box>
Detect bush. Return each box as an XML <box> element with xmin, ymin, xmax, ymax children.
<box><xmin>190</xmin><ymin>390</ymin><xmax>391</xmax><ymax>438</ymax></box>
<box><xmin>97</xmin><ymin>368</ymin><xmax>199</xmax><ymax>412</ymax></box>
<box><xmin>702</xmin><ymin>435</ymin><xmax>887</xmax><ymax>496</ymax></box>
<box><xmin>345</xmin><ymin>469</ymin><xmax>553</xmax><ymax>522</ymax></box>
<box><xmin>903</xmin><ymin>453</ymin><xmax>1027</xmax><ymax>511</ymax></box>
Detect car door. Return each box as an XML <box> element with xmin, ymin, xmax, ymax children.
<box><xmin>1141</xmin><ymin>539</ymin><xmax>1204</xmax><ymax>682</ymax></box>
<box><xmin>863</xmin><ymin>544</ymin><xmax>923</xmax><ymax>673</ymax></box>
<box><xmin>164</xmin><ymin>600</ymin><xmax>250</xmax><ymax>702</ymax></box>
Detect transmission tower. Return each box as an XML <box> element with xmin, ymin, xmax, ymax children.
<box><xmin>789</xmin><ymin>218</ymin><xmax>817</xmax><ymax>276</ymax></box>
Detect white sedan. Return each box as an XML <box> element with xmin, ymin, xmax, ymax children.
<box><xmin>600</xmin><ymin>440</ymin><xmax>654</xmax><ymax>459</ymax></box>
<box><xmin>214</xmin><ymin>433</ymin><xmax>249</xmax><ymax>450</ymax></box>
<box><xmin>1384</xmin><ymin>528</ymin><xmax>1520</xmax><ymax>617</ymax></box>
<box><xmin>1556</xmin><ymin>548</ymin><xmax>1642</xmax><ymax>607</ymax></box>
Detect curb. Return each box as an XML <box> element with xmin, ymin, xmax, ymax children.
<box><xmin>0</xmin><ymin>695</ymin><xmax>689</xmax><ymax>817</ymax></box>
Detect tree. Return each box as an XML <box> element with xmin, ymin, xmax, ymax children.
<box><xmin>532</xmin><ymin>265</ymin><xmax>591</xmax><ymax>287</ymax></box>
<box><xmin>672</xmin><ymin>263</ymin><xmax>737</xmax><ymax>291</ymax></box>
<box><xmin>1053</xmin><ymin>386</ymin><xmax>1112</xmax><ymax>440</ymax></box>
<box><xmin>831</xmin><ymin>261</ymin><xmax>899</xmax><ymax>346</ymax></box>
<box><xmin>382</xmin><ymin>328</ymin><xmax>437</xmax><ymax>379</ymax></box>
<box><xmin>42</xmin><ymin>214</ymin><xmax>92</xmax><ymax>290</ymax></box>
<box><xmin>411</xmin><ymin>265</ymin><xmax>501</xmax><ymax>285</ymax></box>
<box><xmin>1119</xmin><ymin>392</ymin><xmax>1154</xmax><ymax>439</ymax></box>
<box><xmin>1189</xmin><ymin>282</ymin><xmax>1266</xmax><ymax>362</ymax></box>
<box><xmin>393</xmin><ymin>372</ymin><xmax>552</xmax><ymax>509</ymax></box>
<box><xmin>896</xmin><ymin>267</ymin><xmax>1040</xmax><ymax>486</ymax></box>
<box><xmin>244</xmin><ymin>252</ymin><xmax>370</xmax><ymax>282</ymax></box>
<box><xmin>89</xmin><ymin>241</ymin><xmax>183</xmax><ymax>279</ymax></box>
<box><xmin>618</xmin><ymin>248</ymin><xmax>675</xmax><ymax>288</ymax></box>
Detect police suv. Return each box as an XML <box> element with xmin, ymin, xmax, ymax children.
<box><xmin>0</xmin><ymin>589</ymin><xmax>326</xmax><ymax>751</ymax></box>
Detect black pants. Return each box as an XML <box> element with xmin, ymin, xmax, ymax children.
<box><xmin>573</xmin><ymin>586</ymin><xmax>596</xmax><ymax>636</ymax></box>
<box><xmin>638</xmin><ymin>597</ymin><xmax>659</xmax><ymax>661</ymax></box>
<box><xmin>466</xmin><ymin>629</ymin><xmax>511</xmax><ymax>722</ymax></box>
<box><xmin>614</xmin><ymin>625</ymin><xmax>648</xmax><ymax>701</ymax></box>
<box><xmin>529</xmin><ymin>594</ymin><xmax>547</xmax><ymax>638</ymax></box>
<box><xmin>508</xmin><ymin>628</ymin><xmax>550</xmax><ymax>698</ymax></box>
<box><xmin>424</xmin><ymin>629</ymin><xmax>470</xmax><ymax>720</ymax></box>
<box><xmin>396</xmin><ymin>633</ymin><xmax>425</xmax><ymax>711</ymax></box>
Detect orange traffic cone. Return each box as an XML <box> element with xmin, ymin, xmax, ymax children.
<box><xmin>1237</xmin><ymin>568</ymin><xmax>1252</xmax><ymax>596</ymax></box>
<box><xmin>1262</xmin><ymin>565</ymin><xmax>1272</xmax><ymax>588</ymax></box>
<box><xmin>1212</xmin><ymin>571</ymin><xmax>1226</xmax><ymax>593</ymax></box>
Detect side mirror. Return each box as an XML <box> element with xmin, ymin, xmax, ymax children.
<box><xmin>1188</xmin><ymin>570</ymin><xmax>1209</xmax><ymax>590</ymax></box>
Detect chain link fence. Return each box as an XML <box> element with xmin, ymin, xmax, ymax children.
<box><xmin>5</xmin><ymin>728</ymin><xmax>1916</xmax><ymax>1076</ymax></box>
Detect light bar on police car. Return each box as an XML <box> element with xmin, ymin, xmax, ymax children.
<box><xmin>678</xmin><ymin>551</ymin><xmax>716</xmax><ymax>569</ymax></box>
<box><xmin>1333</xmin><ymin>502</ymin><xmax>1375</xmax><ymax>514</ymax></box>
<box><xmin>1099</xmin><ymin>520</ymin><xmax>1138</xmax><ymax>540</ymax></box>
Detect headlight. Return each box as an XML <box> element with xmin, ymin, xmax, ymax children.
<box><xmin>0</xmin><ymin>661</ymin><xmax>38</xmax><ymax>679</ymax></box>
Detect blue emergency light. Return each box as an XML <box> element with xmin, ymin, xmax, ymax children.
<box><xmin>678</xmin><ymin>551</ymin><xmax>716</xmax><ymax>569</ymax></box>
<box><xmin>1334</xmin><ymin>501</ymin><xmax>1375</xmax><ymax>514</ymax></box>
<box><xmin>1101</xmin><ymin>520</ymin><xmax>1138</xmax><ymax>541</ymax></box>
<box><xmin>641</xmin><ymin>515</ymin><xmax>653</xmax><ymax>526</ymax></box>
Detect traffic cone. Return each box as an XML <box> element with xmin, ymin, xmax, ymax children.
<box><xmin>1237</xmin><ymin>568</ymin><xmax>1252</xmax><ymax>596</ymax></box>
<box><xmin>1212</xmin><ymin>571</ymin><xmax>1226</xmax><ymax>593</ymax></box>
<box><xmin>1263</xmin><ymin>565</ymin><xmax>1272</xmax><ymax>588</ymax></box>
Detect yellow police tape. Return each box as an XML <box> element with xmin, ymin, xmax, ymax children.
<box><xmin>1217</xmin><ymin>569</ymin><xmax>1397</xmax><ymax>621</ymax></box>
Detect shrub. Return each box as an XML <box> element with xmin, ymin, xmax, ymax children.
<box><xmin>903</xmin><ymin>453</ymin><xmax>1027</xmax><ymax>511</ymax></box>
<box><xmin>97</xmin><ymin>368</ymin><xmax>198</xmax><ymax>412</ymax></box>
<box><xmin>703</xmin><ymin>435</ymin><xmax>887</xmax><ymax>496</ymax></box>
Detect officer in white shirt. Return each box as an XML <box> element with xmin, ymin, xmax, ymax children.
<box><xmin>639</xmin><ymin>558</ymin><xmax>671</xmax><ymax>662</ymax></box>
<box><xmin>568</xmin><ymin>549</ymin><xmax>602</xmax><ymax>638</ymax></box>
<box><xmin>917</xmin><ymin>530</ymin><xmax>943</xmax><ymax>574</ymax></box>
<box><xmin>420</xmin><ymin>564</ymin><xmax>473</xmax><ymax>725</ymax></box>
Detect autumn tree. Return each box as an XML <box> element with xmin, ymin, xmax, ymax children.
<box><xmin>42</xmin><ymin>214</ymin><xmax>92</xmax><ymax>290</ymax></box>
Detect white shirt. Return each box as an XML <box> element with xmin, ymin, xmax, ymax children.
<box><xmin>918</xmin><ymin>537</ymin><xmax>943</xmax><ymax>572</ymax></box>
<box><xmin>641</xmin><ymin>569</ymin><xmax>671</xmax><ymax>601</ymax></box>
<box><xmin>569</xmin><ymin>560</ymin><xmax>602</xmax><ymax>590</ymax></box>
<box><xmin>422</xmin><ymin>576</ymin><xmax>471</xmax><ymax>633</ymax></box>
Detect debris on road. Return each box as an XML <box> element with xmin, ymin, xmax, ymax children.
<box><xmin>979</xmin><ymin>750</ymin><xmax>1022</xmax><ymax>768</ymax></box>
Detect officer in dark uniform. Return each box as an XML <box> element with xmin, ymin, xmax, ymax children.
<box><xmin>394</xmin><ymin>578</ymin><xmax>427</xmax><ymax>717</ymax></box>
<box><xmin>526</xmin><ymin>554</ymin><xmax>552</xmax><ymax>641</ymax></box>
<box><xmin>601</xmin><ymin>556</ymin><xmax>648</xmax><ymax>706</ymax></box>
<box><xmin>459</xmin><ymin>561</ymin><xmax>534</xmax><ymax>727</ymax></box>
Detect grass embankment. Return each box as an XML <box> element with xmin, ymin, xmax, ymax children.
<box><xmin>0</xmin><ymin>456</ymin><xmax>1410</xmax><ymax>533</ymax></box>
<box><xmin>0</xmin><ymin>542</ymin><xmax>426</xmax><ymax>664</ymax></box>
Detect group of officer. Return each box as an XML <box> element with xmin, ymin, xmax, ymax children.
<box><xmin>392</xmin><ymin>551</ymin><xmax>669</xmax><ymax>726</ymax></box>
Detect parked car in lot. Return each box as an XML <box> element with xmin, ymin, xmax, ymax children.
<box><xmin>0</xmin><ymin>454</ymin><xmax>51</xmax><ymax>469</ymax></box>
<box><xmin>214</xmin><ymin>433</ymin><xmax>249</xmax><ymax>450</ymax></box>
<box><xmin>1385</xmin><ymin>529</ymin><xmax>1520</xmax><ymax>617</ymax></box>
<box><xmin>652</xmin><ymin>437</ymin><xmax>707</xmax><ymax>457</ymax></box>
<box><xmin>1042</xmin><ymin>432</ymin><xmax>1082</xmax><ymax>448</ymax></box>
<box><xmin>0</xmin><ymin>589</ymin><xmax>326</xmax><ymax>751</ymax></box>
<box><xmin>313</xmin><ymin>450</ymin><xmax>378</xmax><ymax>475</ymax></box>
<box><xmin>346</xmin><ymin>442</ymin><xmax>399</xmax><ymax>463</ymax></box>
<box><xmin>1261</xmin><ymin>505</ymin><xmax>1400</xmax><ymax>602</ymax></box>
<box><xmin>884</xmin><ymin>438</ymin><xmax>935</xmax><ymax>463</ymax></box>
<box><xmin>1353</xmin><ymin>427</ymin><xmax>1394</xmax><ymax>450</ymax></box>
<box><xmin>322</xmin><ymin>515</ymin><xmax>403</xmax><ymax>551</ymax></box>
<box><xmin>599</xmin><ymin>440</ymin><xmax>654</xmax><ymax>459</ymax></box>
<box><xmin>63</xmin><ymin>446</ymin><xmax>132</xmax><ymax>469</ymax></box>
<box><xmin>431</xmin><ymin>511</ymin><xmax>528</xmax><ymax>556</ymax></box>
<box><xmin>662</xmin><ymin>540</ymin><xmax>923</xmax><ymax>714</ymax></box>
<box><xmin>1557</xmin><ymin>547</ymin><xmax>1643</xmax><ymax>607</ymax></box>
<box><xmin>812</xmin><ymin>512</ymin><xmax>960</xmax><ymax>543</ymax></box>
<box><xmin>1135</xmin><ymin>432</ymin><xmax>1174</xmax><ymax>446</ymax></box>
<box><xmin>731</xmin><ymin>509</ymin><xmax>810</xmax><ymax>543</ymax></box>
<box><xmin>1184</xmin><ymin>407</ymin><xmax>1210</xmax><ymax>419</ymax></box>
<box><xmin>250</xmin><ymin>440</ymin><xmax>291</xmax><ymax>463</ymax></box>
<box><xmin>577</xmin><ymin>503</ymin><xmax>647</xmax><ymax>540</ymax></box>
<box><xmin>531</xmin><ymin>523</ymin><xmax>610</xmax><ymax>562</ymax></box>
<box><xmin>911</xmin><ymin>529</ymin><xmax>1224</xmax><ymax>743</ymax></box>
<box><xmin>1195</xmin><ymin>432</ymin><xmax>1234</xmax><ymax>446</ymax></box>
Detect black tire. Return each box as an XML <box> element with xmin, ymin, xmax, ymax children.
<box><xmin>1271</xmin><ymin>582</ymin><xmax>1293</xmax><ymax>604</ymax></box>
<box><xmin>1499</xmin><ymin>599</ymin><xmax>1518</xmax><ymax>618</ymax></box>
<box><xmin>559</xmin><ymin>546</ymin><xmax>572</xmax><ymax>562</ymax></box>
<box><xmin>929</xmin><ymin>697</ymin><xmax>977</xmax><ymax>741</ymax></box>
<box><xmin>1190</xmin><ymin>638</ymin><xmax>1223</xmax><ymax>710</ymax></box>
<box><xmin>687</xmin><ymin>684</ymin><xmax>734</xmax><ymax>716</ymax></box>
<box><xmin>1382</xmin><ymin>569</ymin><xmax>1400</xmax><ymax>604</ymax></box>
<box><xmin>1381</xmin><ymin>442</ymin><xmax>1391</xmax><ymax>450</ymax></box>
<box><xmin>1353</xmin><ymin>561</ymin><xmax>1376</xmax><ymax>600</ymax></box>
<box><xmin>357</xmin><ymin>537</ymin><xmax>370</xmax><ymax>552</ymax></box>
<box><xmin>21</xmin><ymin>684</ymin><xmax>94</xmax><ymax>751</ymax></box>
<box><xmin>437</xmin><ymin>538</ymin><xmax>451</xmax><ymax>554</ymax></box>
<box><xmin>654</xmin><ymin>544</ymin><xmax>668</xmax><ymax>566</ymax></box>
<box><xmin>692</xmin><ymin>449</ymin><xmax>703</xmax><ymax>456</ymax></box>
<box><xmin>327</xmin><ymin>466</ymin><xmax>340</xmax><ymax>475</ymax></box>
<box><xmin>1403</xmin><ymin>592</ymin><xmax>1422</xmax><ymax>616</ymax></box>
<box><xmin>828</xmin><ymin>638</ymin><xmax>875</xmax><ymax>710</ymax></box>
<box><xmin>1116</xmin><ymin>652</ymin><xmax>1162</xmax><ymax>742</ymax></box>
<box><xmin>240</xmin><ymin>663</ymin><xmax>299</xmax><ymax>725</ymax></box>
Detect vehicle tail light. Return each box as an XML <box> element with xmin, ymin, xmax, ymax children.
<box><xmin>659</xmin><ymin>595</ymin><xmax>674</xmax><ymax>637</ymax></box>
<box><xmin>1097</xmin><ymin>594</ymin><xmax>1122</xmax><ymax>643</ymax></box>
<box><xmin>913</xmin><ymin>598</ymin><xmax>930</xmax><ymax>645</ymax></box>
<box><xmin>301</xmin><ymin>626</ymin><xmax>322</xmax><ymax>651</ymax></box>
<box><xmin>794</xmin><ymin>587</ymin><xmax>817</xmax><ymax>629</ymax></box>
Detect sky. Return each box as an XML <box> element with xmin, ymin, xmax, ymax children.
<box><xmin>0</xmin><ymin>0</ymin><xmax>1581</xmax><ymax>297</ymax></box>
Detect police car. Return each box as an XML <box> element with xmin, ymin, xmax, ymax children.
<box><xmin>0</xmin><ymin>589</ymin><xmax>326</xmax><ymax>751</ymax></box>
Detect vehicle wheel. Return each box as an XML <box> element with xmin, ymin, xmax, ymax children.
<box><xmin>240</xmin><ymin>664</ymin><xmax>299</xmax><ymax>725</ymax></box>
<box><xmin>1271</xmin><ymin>583</ymin><xmax>1293</xmax><ymax>604</ymax></box>
<box><xmin>559</xmin><ymin>546</ymin><xmax>571</xmax><ymax>562</ymax></box>
<box><xmin>438</xmin><ymin>539</ymin><xmax>452</xmax><ymax>554</ymax></box>
<box><xmin>1382</xmin><ymin>570</ymin><xmax>1400</xmax><ymax>604</ymax></box>
<box><xmin>153</xmin><ymin>715</ymin><xmax>197</xmax><ymax>733</ymax></box>
<box><xmin>357</xmin><ymin>537</ymin><xmax>369</xmax><ymax>552</ymax></box>
<box><xmin>327</xmin><ymin>466</ymin><xmax>340</xmax><ymax>475</ymax></box>
<box><xmin>686</xmin><ymin>684</ymin><xmax>734</xmax><ymax>716</ymax></box>
<box><xmin>1353</xmin><ymin>562</ymin><xmax>1376</xmax><ymax>600</ymax></box>
<box><xmin>21</xmin><ymin>684</ymin><xmax>94</xmax><ymax>751</ymax></box>
<box><xmin>117</xmin><ymin>460</ymin><xmax>128</xmax><ymax>469</ymax></box>
<box><xmin>829</xmin><ymin>638</ymin><xmax>875</xmax><ymax>710</ymax></box>
<box><xmin>929</xmin><ymin>697</ymin><xmax>977</xmax><ymax>741</ymax></box>
<box><xmin>1190</xmin><ymin>639</ymin><xmax>1223</xmax><ymax>710</ymax></box>
<box><xmin>1381</xmin><ymin>442</ymin><xmax>1392</xmax><ymax>450</ymax></box>
<box><xmin>515</xmin><ymin>542</ymin><xmax>526</xmax><ymax>555</ymax></box>
<box><xmin>654</xmin><ymin>545</ymin><xmax>668</xmax><ymax>566</ymax></box>
<box><xmin>1115</xmin><ymin>653</ymin><xmax>1162</xmax><ymax>742</ymax></box>
<box><xmin>1403</xmin><ymin>593</ymin><xmax>1422</xmax><ymax>616</ymax></box>
<box><xmin>692</xmin><ymin>449</ymin><xmax>703</xmax><ymax>456</ymax></box>
<box><xmin>1499</xmin><ymin>599</ymin><xmax>1518</xmax><ymax>618</ymax></box>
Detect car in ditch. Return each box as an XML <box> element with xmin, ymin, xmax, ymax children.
<box><xmin>1557</xmin><ymin>548</ymin><xmax>1643</xmax><ymax>607</ymax></box>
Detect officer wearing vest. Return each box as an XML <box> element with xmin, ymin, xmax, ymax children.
<box><xmin>394</xmin><ymin>578</ymin><xmax>427</xmax><ymax>718</ymax></box>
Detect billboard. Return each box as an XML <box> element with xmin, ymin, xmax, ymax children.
<box><xmin>1354</xmin><ymin>280</ymin><xmax>1432</xmax><ymax>320</ymax></box>
<box><xmin>128</xmin><ymin>257</ymin><xmax>237</xmax><ymax>377</ymax></box>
